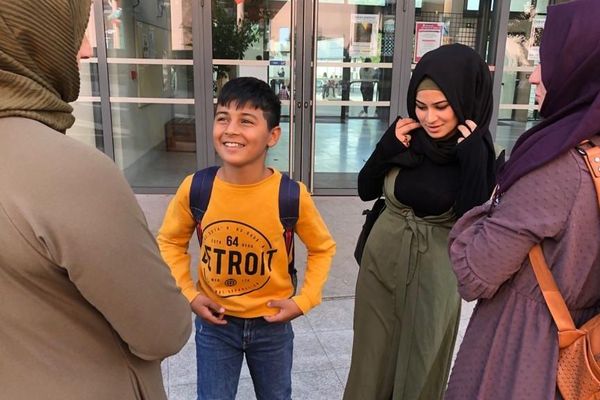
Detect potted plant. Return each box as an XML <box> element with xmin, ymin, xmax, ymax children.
<box><xmin>212</xmin><ymin>1</ymin><xmax>261</xmax><ymax>94</ymax></box>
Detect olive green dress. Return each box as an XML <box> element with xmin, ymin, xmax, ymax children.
<box><xmin>344</xmin><ymin>168</ymin><xmax>461</xmax><ymax>400</ymax></box>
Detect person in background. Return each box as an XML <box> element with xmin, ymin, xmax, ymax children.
<box><xmin>359</xmin><ymin>57</ymin><xmax>378</xmax><ymax>117</ymax></box>
<box><xmin>445</xmin><ymin>1</ymin><xmax>600</xmax><ymax>398</ymax></box>
<box><xmin>0</xmin><ymin>1</ymin><xmax>192</xmax><ymax>399</ymax></box>
<box><xmin>344</xmin><ymin>44</ymin><xmax>497</xmax><ymax>400</ymax></box>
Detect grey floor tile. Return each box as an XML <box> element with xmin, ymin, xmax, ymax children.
<box><xmin>187</xmin><ymin>324</ymin><xmax>196</xmax><ymax>345</ymax></box>
<box><xmin>316</xmin><ymin>330</ymin><xmax>354</xmax><ymax>370</ymax></box>
<box><xmin>240</xmin><ymin>358</ymin><xmax>250</xmax><ymax>380</ymax></box>
<box><xmin>457</xmin><ymin>300</ymin><xmax>475</xmax><ymax>341</ymax></box>
<box><xmin>291</xmin><ymin>370</ymin><xmax>344</xmax><ymax>400</ymax></box>
<box><xmin>291</xmin><ymin>315</ymin><xmax>312</xmax><ymax>334</ymax></box>
<box><xmin>335</xmin><ymin>368</ymin><xmax>350</xmax><ymax>388</ymax></box>
<box><xmin>161</xmin><ymin>360</ymin><xmax>169</xmax><ymax>396</ymax></box>
<box><xmin>135</xmin><ymin>194</ymin><xmax>172</xmax><ymax>233</ymax></box>
<box><xmin>168</xmin><ymin>383</ymin><xmax>196</xmax><ymax>400</ymax></box>
<box><xmin>292</xmin><ymin>332</ymin><xmax>333</xmax><ymax>373</ymax></box>
<box><xmin>322</xmin><ymin>274</ymin><xmax>358</xmax><ymax>299</ymax></box>
<box><xmin>306</xmin><ymin>298</ymin><xmax>354</xmax><ymax>332</ymax></box>
<box><xmin>235</xmin><ymin>378</ymin><xmax>257</xmax><ymax>400</ymax></box>
<box><xmin>168</xmin><ymin>342</ymin><xmax>197</xmax><ymax>386</ymax></box>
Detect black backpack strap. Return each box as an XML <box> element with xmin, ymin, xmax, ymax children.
<box><xmin>189</xmin><ymin>166</ymin><xmax>219</xmax><ymax>246</ymax></box>
<box><xmin>279</xmin><ymin>173</ymin><xmax>300</xmax><ymax>293</ymax></box>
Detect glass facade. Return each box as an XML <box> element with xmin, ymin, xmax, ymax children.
<box><xmin>68</xmin><ymin>0</ymin><xmax>559</xmax><ymax>194</ymax></box>
<box><xmin>105</xmin><ymin>0</ymin><xmax>196</xmax><ymax>188</ymax></box>
<box><xmin>496</xmin><ymin>0</ymin><xmax>549</xmax><ymax>154</ymax></box>
<box><xmin>211</xmin><ymin>0</ymin><xmax>293</xmax><ymax>174</ymax></box>
<box><xmin>70</xmin><ymin>10</ymin><xmax>103</xmax><ymax>151</ymax></box>
<box><xmin>311</xmin><ymin>1</ymin><xmax>396</xmax><ymax>190</ymax></box>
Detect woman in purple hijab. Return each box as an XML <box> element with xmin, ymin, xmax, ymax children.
<box><xmin>445</xmin><ymin>0</ymin><xmax>600</xmax><ymax>398</ymax></box>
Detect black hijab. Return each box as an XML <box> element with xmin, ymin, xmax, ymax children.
<box><xmin>497</xmin><ymin>0</ymin><xmax>600</xmax><ymax>193</ymax></box>
<box><xmin>391</xmin><ymin>43</ymin><xmax>497</xmax><ymax>197</ymax></box>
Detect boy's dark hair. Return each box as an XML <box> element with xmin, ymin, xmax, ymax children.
<box><xmin>217</xmin><ymin>77</ymin><xmax>281</xmax><ymax>130</ymax></box>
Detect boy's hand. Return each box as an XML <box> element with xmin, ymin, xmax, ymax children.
<box><xmin>191</xmin><ymin>294</ymin><xmax>227</xmax><ymax>325</ymax></box>
<box><xmin>264</xmin><ymin>299</ymin><xmax>303</xmax><ymax>323</ymax></box>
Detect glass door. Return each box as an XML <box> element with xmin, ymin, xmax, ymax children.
<box><xmin>308</xmin><ymin>0</ymin><xmax>401</xmax><ymax>193</ymax></box>
<box><xmin>210</xmin><ymin>0</ymin><xmax>295</xmax><ymax>175</ymax></box>
<box><xmin>497</xmin><ymin>0</ymin><xmax>549</xmax><ymax>154</ymax></box>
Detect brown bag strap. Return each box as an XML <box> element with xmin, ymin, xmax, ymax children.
<box><xmin>528</xmin><ymin>140</ymin><xmax>600</xmax><ymax>336</ymax></box>
<box><xmin>529</xmin><ymin>244</ymin><xmax>577</xmax><ymax>333</ymax></box>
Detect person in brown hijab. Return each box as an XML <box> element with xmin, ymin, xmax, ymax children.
<box><xmin>0</xmin><ymin>1</ymin><xmax>192</xmax><ymax>399</ymax></box>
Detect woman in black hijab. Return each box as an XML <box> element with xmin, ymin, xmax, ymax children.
<box><xmin>344</xmin><ymin>44</ymin><xmax>497</xmax><ymax>400</ymax></box>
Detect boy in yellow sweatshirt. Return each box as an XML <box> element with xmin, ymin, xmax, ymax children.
<box><xmin>157</xmin><ymin>77</ymin><xmax>336</xmax><ymax>400</ymax></box>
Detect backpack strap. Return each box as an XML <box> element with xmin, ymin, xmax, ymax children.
<box><xmin>529</xmin><ymin>140</ymin><xmax>600</xmax><ymax>348</ymax></box>
<box><xmin>279</xmin><ymin>173</ymin><xmax>300</xmax><ymax>293</ymax></box>
<box><xmin>189</xmin><ymin>167</ymin><xmax>300</xmax><ymax>292</ymax></box>
<box><xmin>189</xmin><ymin>166</ymin><xmax>219</xmax><ymax>246</ymax></box>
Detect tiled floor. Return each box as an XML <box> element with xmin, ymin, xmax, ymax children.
<box><xmin>138</xmin><ymin>195</ymin><xmax>476</xmax><ymax>400</ymax></box>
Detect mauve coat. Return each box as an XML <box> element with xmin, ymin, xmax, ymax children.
<box><xmin>444</xmin><ymin>147</ymin><xmax>600</xmax><ymax>400</ymax></box>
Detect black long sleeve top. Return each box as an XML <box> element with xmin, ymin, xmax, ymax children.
<box><xmin>358</xmin><ymin>123</ymin><xmax>491</xmax><ymax>218</ymax></box>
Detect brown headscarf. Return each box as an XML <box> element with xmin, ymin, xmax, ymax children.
<box><xmin>0</xmin><ymin>0</ymin><xmax>91</xmax><ymax>132</ymax></box>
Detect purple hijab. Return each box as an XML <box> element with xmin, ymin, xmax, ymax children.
<box><xmin>497</xmin><ymin>0</ymin><xmax>600</xmax><ymax>193</ymax></box>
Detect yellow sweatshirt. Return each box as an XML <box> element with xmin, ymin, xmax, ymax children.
<box><xmin>157</xmin><ymin>169</ymin><xmax>336</xmax><ymax>318</ymax></box>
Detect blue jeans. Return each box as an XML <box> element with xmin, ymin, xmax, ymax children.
<box><xmin>195</xmin><ymin>316</ymin><xmax>294</xmax><ymax>400</ymax></box>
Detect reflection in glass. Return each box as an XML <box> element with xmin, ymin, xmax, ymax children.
<box><xmin>266</xmin><ymin>105</ymin><xmax>290</xmax><ymax>174</ymax></box>
<box><xmin>211</xmin><ymin>0</ymin><xmax>292</xmax><ymax>93</ymax></box>
<box><xmin>69</xmin><ymin>5</ymin><xmax>102</xmax><ymax>150</ymax></box>
<box><xmin>69</xmin><ymin>102</ymin><xmax>104</xmax><ymax>151</ymax></box>
<box><xmin>112</xmin><ymin>104</ymin><xmax>196</xmax><ymax>187</ymax></box>
<box><xmin>108</xmin><ymin>64</ymin><xmax>194</xmax><ymax>98</ymax></box>
<box><xmin>212</xmin><ymin>0</ymin><xmax>293</xmax><ymax>173</ymax></box>
<box><xmin>315</xmin><ymin>106</ymin><xmax>388</xmax><ymax>189</ymax></box>
<box><xmin>313</xmin><ymin>0</ymin><xmax>396</xmax><ymax>190</ymax></box>
<box><xmin>496</xmin><ymin>0</ymin><xmax>548</xmax><ymax>154</ymax></box>
<box><xmin>414</xmin><ymin>0</ymin><xmax>482</xmax><ymax>54</ymax></box>
<box><xmin>102</xmin><ymin>0</ymin><xmax>197</xmax><ymax>188</ymax></box>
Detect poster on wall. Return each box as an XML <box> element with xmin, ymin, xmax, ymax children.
<box><xmin>413</xmin><ymin>22</ymin><xmax>444</xmax><ymax>63</ymax></box>
<box><xmin>528</xmin><ymin>15</ymin><xmax>546</xmax><ymax>62</ymax></box>
<box><xmin>349</xmin><ymin>14</ymin><xmax>380</xmax><ymax>57</ymax></box>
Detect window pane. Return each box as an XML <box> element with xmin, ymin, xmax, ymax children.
<box><xmin>104</xmin><ymin>0</ymin><xmax>197</xmax><ymax>189</ymax></box>
<box><xmin>68</xmin><ymin>7</ymin><xmax>103</xmax><ymax>151</ymax></box>
<box><xmin>496</xmin><ymin>0</ymin><xmax>548</xmax><ymax>154</ymax></box>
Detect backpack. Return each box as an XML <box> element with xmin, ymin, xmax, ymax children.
<box><xmin>528</xmin><ymin>140</ymin><xmax>600</xmax><ymax>400</ymax></box>
<box><xmin>189</xmin><ymin>166</ymin><xmax>300</xmax><ymax>292</ymax></box>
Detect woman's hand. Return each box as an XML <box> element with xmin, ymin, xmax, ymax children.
<box><xmin>457</xmin><ymin>120</ymin><xmax>477</xmax><ymax>143</ymax></box>
<box><xmin>395</xmin><ymin>118</ymin><xmax>420</xmax><ymax>148</ymax></box>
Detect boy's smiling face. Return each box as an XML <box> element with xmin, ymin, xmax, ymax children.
<box><xmin>213</xmin><ymin>102</ymin><xmax>281</xmax><ymax>170</ymax></box>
